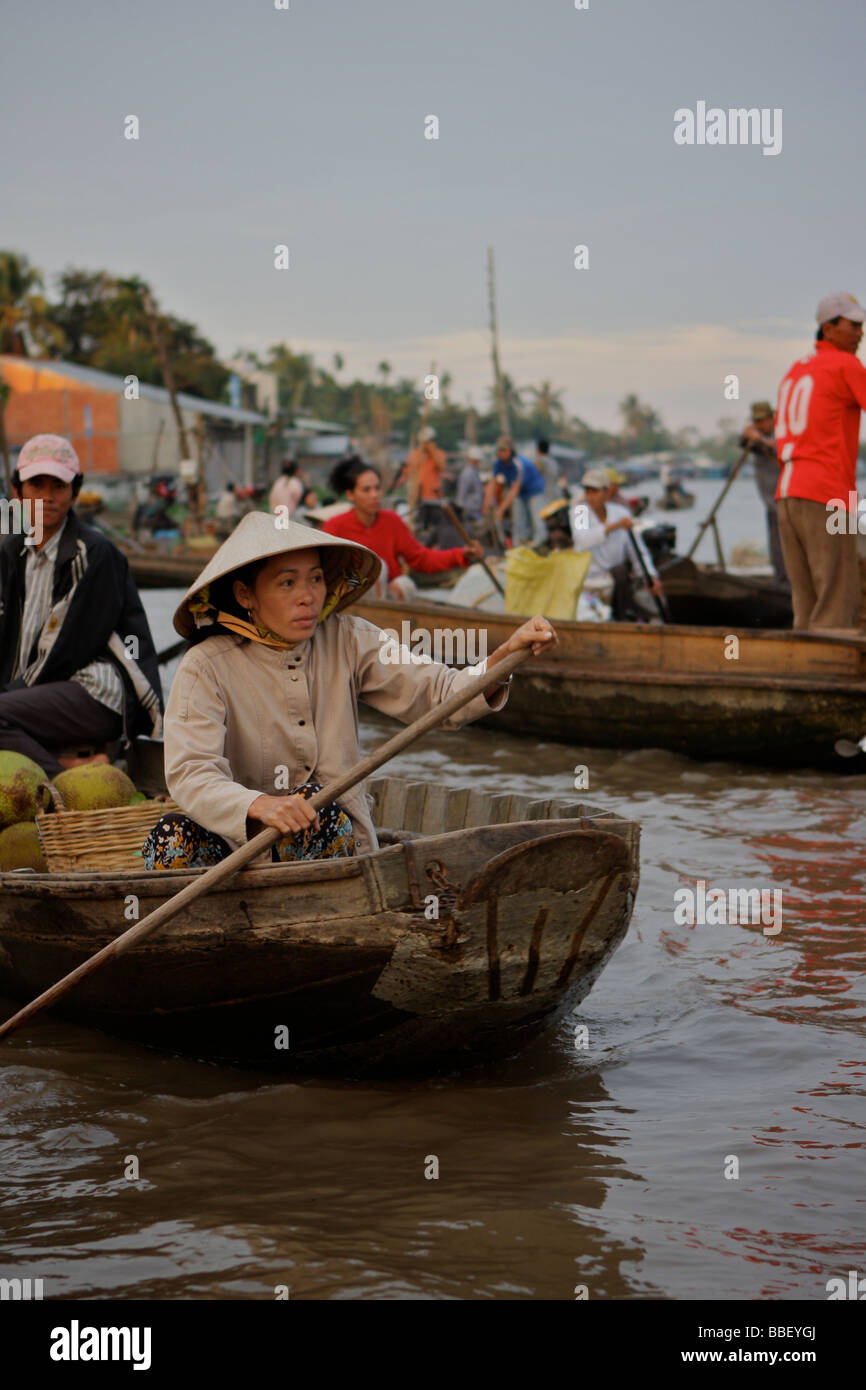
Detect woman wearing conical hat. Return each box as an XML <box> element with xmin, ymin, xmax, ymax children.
<box><xmin>143</xmin><ymin>512</ymin><xmax>555</xmax><ymax>869</ymax></box>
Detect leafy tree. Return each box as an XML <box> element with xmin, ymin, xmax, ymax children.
<box><xmin>526</xmin><ymin>380</ymin><xmax>566</xmax><ymax>432</ymax></box>
<box><xmin>0</xmin><ymin>251</ymin><xmax>64</xmax><ymax>357</ymax></box>
<box><xmin>48</xmin><ymin>266</ymin><xmax>228</xmax><ymax>399</ymax></box>
<box><xmin>618</xmin><ymin>393</ymin><xmax>672</xmax><ymax>453</ymax></box>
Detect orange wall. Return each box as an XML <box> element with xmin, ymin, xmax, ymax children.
<box><xmin>2</xmin><ymin>362</ymin><xmax>120</xmax><ymax>473</ymax></box>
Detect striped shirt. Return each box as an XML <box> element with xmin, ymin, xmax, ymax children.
<box><xmin>12</xmin><ymin>519</ymin><xmax>125</xmax><ymax>715</ymax></box>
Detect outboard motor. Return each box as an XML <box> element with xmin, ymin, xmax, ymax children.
<box><xmin>640</xmin><ymin>523</ymin><xmax>677</xmax><ymax>566</ymax></box>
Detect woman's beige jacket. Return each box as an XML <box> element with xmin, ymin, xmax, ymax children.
<box><xmin>163</xmin><ymin>613</ymin><xmax>507</xmax><ymax>857</ymax></box>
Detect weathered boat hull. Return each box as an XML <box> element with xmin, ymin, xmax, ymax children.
<box><xmin>657</xmin><ymin>557</ymin><xmax>793</xmax><ymax>629</ymax></box>
<box><xmin>354</xmin><ymin>596</ymin><xmax>866</xmax><ymax>767</ymax></box>
<box><xmin>0</xmin><ymin>780</ymin><xmax>639</xmax><ymax>1073</ymax></box>
<box><xmin>126</xmin><ymin>551</ymin><xmax>208</xmax><ymax>588</ymax></box>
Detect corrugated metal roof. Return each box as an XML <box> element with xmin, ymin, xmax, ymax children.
<box><xmin>0</xmin><ymin>356</ymin><xmax>266</xmax><ymax>425</ymax></box>
<box><xmin>290</xmin><ymin>416</ymin><xmax>351</xmax><ymax>435</ymax></box>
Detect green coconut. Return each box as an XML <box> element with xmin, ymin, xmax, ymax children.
<box><xmin>0</xmin><ymin>751</ymin><xmax>51</xmax><ymax>829</ymax></box>
<box><xmin>52</xmin><ymin>763</ymin><xmax>138</xmax><ymax>812</ymax></box>
<box><xmin>0</xmin><ymin>821</ymin><xmax>48</xmax><ymax>872</ymax></box>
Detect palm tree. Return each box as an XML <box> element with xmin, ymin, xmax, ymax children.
<box><xmin>265</xmin><ymin>343</ymin><xmax>316</xmax><ymax>414</ymax></box>
<box><xmin>377</xmin><ymin>360</ymin><xmax>392</xmax><ymax>390</ymax></box>
<box><xmin>526</xmin><ymin>380</ymin><xmax>566</xmax><ymax>427</ymax></box>
<box><xmin>487</xmin><ymin>372</ymin><xmax>523</xmax><ymax>424</ymax></box>
<box><xmin>332</xmin><ymin>352</ymin><xmax>344</xmax><ymax>377</ymax></box>
<box><xmin>0</xmin><ymin>251</ymin><xmax>64</xmax><ymax>357</ymax></box>
<box><xmin>618</xmin><ymin>393</ymin><xmax>669</xmax><ymax>453</ymax></box>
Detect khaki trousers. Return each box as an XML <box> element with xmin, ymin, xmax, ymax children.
<box><xmin>777</xmin><ymin>497</ymin><xmax>860</xmax><ymax>631</ymax></box>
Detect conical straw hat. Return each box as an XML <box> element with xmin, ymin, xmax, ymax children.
<box><xmin>173</xmin><ymin>510</ymin><xmax>381</xmax><ymax>638</ymax></box>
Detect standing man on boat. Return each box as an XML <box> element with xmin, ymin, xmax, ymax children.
<box><xmin>456</xmin><ymin>445</ymin><xmax>485</xmax><ymax>526</ymax></box>
<box><xmin>571</xmin><ymin>467</ymin><xmax>662</xmax><ymax>620</ymax></box>
<box><xmin>775</xmin><ymin>293</ymin><xmax>866</xmax><ymax>631</ymax></box>
<box><xmin>740</xmin><ymin>401</ymin><xmax>787</xmax><ymax>586</ymax></box>
<box><xmin>492</xmin><ymin>437</ymin><xmax>546</xmax><ymax>545</ymax></box>
<box><xmin>0</xmin><ymin>434</ymin><xmax>163</xmax><ymax>777</ymax></box>
<box><xmin>402</xmin><ymin>427</ymin><xmax>447</xmax><ymax>522</ymax></box>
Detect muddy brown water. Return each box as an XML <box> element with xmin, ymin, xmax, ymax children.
<box><xmin>2</xmin><ymin>496</ymin><xmax>865</xmax><ymax>1302</ymax></box>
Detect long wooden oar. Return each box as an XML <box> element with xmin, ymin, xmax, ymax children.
<box><xmin>685</xmin><ymin>447</ymin><xmax>751</xmax><ymax>566</ymax></box>
<box><xmin>0</xmin><ymin>646</ymin><xmax>531</xmax><ymax>1044</ymax></box>
<box><xmin>628</xmin><ymin>529</ymin><xmax>671</xmax><ymax>623</ymax></box>
<box><xmin>442</xmin><ymin>503</ymin><xmax>505</xmax><ymax>597</ymax></box>
<box><xmin>156</xmin><ymin>638</ymin><xmax>188</xmax><ymax>666</ymax></box>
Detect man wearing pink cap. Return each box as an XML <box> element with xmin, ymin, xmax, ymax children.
<box><xmin>0</xmin><ymin>434</ymin><xmax>163</xmax><ymax>776</ymax></box>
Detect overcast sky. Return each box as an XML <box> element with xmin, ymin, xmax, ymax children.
<box><xmin>5</xmin><ymin>0</ymin><xmax>865</xmax><ymax>433</ymax></box>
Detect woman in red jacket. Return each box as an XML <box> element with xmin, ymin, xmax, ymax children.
<box><xmin>323</xmin><ymin>456</ymin><xmax>482</xmax><ymax>600</ymax></box>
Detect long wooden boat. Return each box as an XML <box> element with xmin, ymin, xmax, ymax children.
<box><xmin>0</xmin><ymin>771</ymin><xmax>639</xmax><ymax>1075</ymax></box>
<box><xmin>125</xmin><ymin>549</ymin><xmax>210</xmax><ymax>589</ymax></box>
<box><xmin>657</xmin><ymin>557</ymin><xmax>792</xmax><ymax>629</ymax></box>
<box><xmin>353</xmin><ymin>595</ymin><xmax>866</xmax><ymax>768</ymax></box>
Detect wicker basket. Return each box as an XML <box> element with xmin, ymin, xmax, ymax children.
<box><xmin>36</xmin><ymin>798</ymin><xmax>178</xmax><ymax>874</ymax></box>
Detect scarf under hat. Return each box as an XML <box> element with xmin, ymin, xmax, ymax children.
<box><xmin>187</xmin><ymin>570</ymin><xmax>361</xmax><ymax>648</ymax></box>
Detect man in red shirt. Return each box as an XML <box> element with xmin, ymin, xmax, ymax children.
<box><xmin>775</xmin><ymin>292</ymin><xmax>866</xmax><ymax>630</ymax></box>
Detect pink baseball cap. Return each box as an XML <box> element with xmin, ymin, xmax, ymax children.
<box><xmin>17</xmin><ymin>434</ymin><xmax>81</xmax><ymax>483</ymax></box>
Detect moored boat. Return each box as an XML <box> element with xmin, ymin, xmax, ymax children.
<box><xmin>123</xmin><ymin>548</ymin><xmax>211</xmax><ymax>589</ymax></box>
<box><xmin>655</xmin><ymin>556</ymin><xmax>792</xmax><ymax>629</ymax></box>
<box><xmin>353</xmin><ymin>594</ymin><xmax>866</xmax><ymax>767</ymax></box>
<box><xmin>0</xmin><ymin>773</ymin><xmax>639</xmax><ymax>1074</ymax></box>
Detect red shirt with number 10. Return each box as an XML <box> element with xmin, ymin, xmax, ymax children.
<box><xmin>774</xmin><ymin>340</ymin><xmax>866</xmax><ymax>506</ymax></box>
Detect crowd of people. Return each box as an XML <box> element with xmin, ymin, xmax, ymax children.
<box><xmin>2</xmin><ymin>287</ymin><xmax>865</xmax><ymax>852</ymax></box>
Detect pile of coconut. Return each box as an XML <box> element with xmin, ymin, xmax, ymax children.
<box><xmin>0</xmin><ymin>753</ymin><xmax>143</xmax><ymax>872</ymax></box>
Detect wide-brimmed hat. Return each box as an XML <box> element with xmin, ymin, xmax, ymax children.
<box><xmin>539</xmin><ymin>497</ymin><xmax>571</xmax><ymax>521</ymax></box>
<box><xmin>173</xmin><ymin>510</ymin><xmax>381</xmax><ymax>638</ymax></box>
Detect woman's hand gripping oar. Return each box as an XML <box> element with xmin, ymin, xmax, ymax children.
<box><xmin>0</xmin><ymin>631</ymin><xmax>552</xmax><ymax>1045</ymax></box>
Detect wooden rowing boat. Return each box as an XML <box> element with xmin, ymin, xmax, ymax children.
<box><xmin>353</xmin><ymin>595</ymin><xmax>866</xmax><ymax>767</ymax></box>
<box><xmin>0</xmin><ymin>771</ymin><xmax>639</xmax><ymax>1074</ymax></box>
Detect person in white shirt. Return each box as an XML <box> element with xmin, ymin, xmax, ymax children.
<box><xmin>269</xmin><ymin>460</ymin><xmax>305</xmax><ymax>516</ymax></box>
<box><xmin>214</xmin><ymin>482</ymin><xmax>241</xmax><ymax>538</ymax></box>
<box><xmin>571</xmin><ymin>468</ymin><xmax>663</xmax><ymax>620</ymax></box>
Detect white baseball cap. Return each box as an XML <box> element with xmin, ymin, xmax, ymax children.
<box><xmin>581</xmin><ymin>468</ymin><xmax>612</xmax><ymax>490</ymax></box>
<box><xmin>816</xmin><ymin>292</ymin><xmax>866</xmax><ymax>325</ymax></box>
<box><xmin>466</xmin><ymin>445</ymin><xmax>483</xmax><ymax>460</ymax></box>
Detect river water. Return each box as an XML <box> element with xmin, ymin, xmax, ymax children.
<box><xmin>2</xmin><ymin>476</ymin><xmax>864</xmax><ymax>1301</ymax></box>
